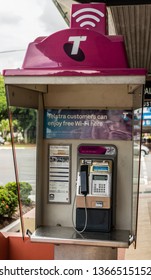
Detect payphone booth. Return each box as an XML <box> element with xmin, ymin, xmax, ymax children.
<box><xmin>3</xmin><ymin>3</ymin><xmax>146</xmax><ymax>259</ymax></box>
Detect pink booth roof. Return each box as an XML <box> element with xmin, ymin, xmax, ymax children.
<box><xmin>3</xmin><ymin>28</ymin><xmax>147</xmax><ymax>77</ymax></box>
<box><xmin>3</xmin><ymin>68</ymin><xmax>147</xmax><ymax>77</ymax></box>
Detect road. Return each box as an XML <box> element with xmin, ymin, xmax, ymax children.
<box><xmin>0</xmin><ymin>146</ymin><xmax>36</xmax><ymax>199</ymax></box>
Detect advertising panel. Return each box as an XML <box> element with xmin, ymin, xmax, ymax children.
<box><xmin>44</xmin><ymin>109</ymin><xmax>132</xmax><ymax>140</ymax></box>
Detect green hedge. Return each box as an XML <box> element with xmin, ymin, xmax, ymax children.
<box><xmin>0</xmin><ymin>188</ymin><xmax>18</xmax><ymax>218</ymax></box>
<box><xmin>5</xmin><ymin>182</ymin><xmax>32</xmax><ymax>206</ymax></box>
<box><xmin>0</xmin><ymin>182</ymin><xmax>32</xmax><ymax>218</ymax></box>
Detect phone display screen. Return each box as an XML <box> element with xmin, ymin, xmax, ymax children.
<box><xmin>92</xmin><ymin>175</ymin><xmax>108</xmax><ymax>181</ymax></box>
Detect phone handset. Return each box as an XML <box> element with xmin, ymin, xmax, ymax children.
<box><xmin>80</xmin><ymin>165</ymin><xmax>89</xmax><ymax>196</ymax></box>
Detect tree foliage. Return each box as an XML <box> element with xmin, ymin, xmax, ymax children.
<box><xmin>0</xmin><ymin>75</ymin><xmax>7</xmax><ymax>120</ymax></box>
<box><xmin>0</xmin><ymin>75</ymin><xmax>37</xmax><ymax>143</ymax></box>
<box><xmin>12</xmin><ymin>107</ymin><xmax>36</xmax><ymax>131</ymax></box>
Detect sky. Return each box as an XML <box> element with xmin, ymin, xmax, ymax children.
<box><xmin>0</xmin><ymin>0</ymin><xmax>68</xmax><ymax>74</ymax></box>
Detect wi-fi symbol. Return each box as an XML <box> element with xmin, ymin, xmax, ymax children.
<box><xmin>72</xmin><ymin>7</ymin><xmax>104</xmax><ymax>28</ymax></box>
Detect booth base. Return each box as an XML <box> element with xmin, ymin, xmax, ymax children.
<box><xmin>31</xmin><ymin>226</ymin><xmax>129</xmax><ymax>260</ymax></box>
<box><xmin>0</xmin><ymin>232</ymin><xmax>54</xmax><ymax>260</ymax></box>
<box><xmin>54</xmin><ymin>244</ymin><xmax>117</xmax><ymax>260</ymax></box>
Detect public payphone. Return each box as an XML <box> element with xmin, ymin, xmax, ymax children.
<box><xmin>3</xmin><ymin>2</ymin><xmax>146</xmax><ymax>260</ymax></box>
<box><xmin>76</xmin><ymin>144</ymin><xmax>117</xmax><ymax>232</ymax></box>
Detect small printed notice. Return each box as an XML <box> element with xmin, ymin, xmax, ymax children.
<box><xmin>48</xmin><ymin>145</ymin><xmax>70</xmax><ymax>203</ymax></box>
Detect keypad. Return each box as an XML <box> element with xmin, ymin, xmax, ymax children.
<box><xmin>93</xmin><ymin>183</ymin><xmax>106</xmax><ymax>194</ymax></box>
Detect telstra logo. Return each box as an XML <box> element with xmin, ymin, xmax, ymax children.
<box><xmin>63</xmin><ymin>36</ymin><xmax>87</xmax><ymax>61</ymax></box>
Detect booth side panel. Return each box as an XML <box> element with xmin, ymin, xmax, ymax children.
<box><xmin>0</xmin><ymin>233</ymin><xmax>9</xmax><ymax>260</ymax></box>
<box><xmin>0</xmin><ymin>233</ymin><xmax>54</xmax><ymax>260</ymax></box>
<box><xmin>8</xmin><ymin>235</ymin><xmax>54</xmax><ymax>260</ymax></box>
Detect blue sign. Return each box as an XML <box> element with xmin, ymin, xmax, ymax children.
<box><xmin>142</xmin><ymin>108</ymin><xmax>151</xmax><ymax>126</ymax></box>
<box><xmin>143</xmin><ymin>120</ymin><xmax>151</xmax><ymax>126</ymax></box>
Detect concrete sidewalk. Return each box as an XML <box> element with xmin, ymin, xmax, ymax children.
<box><xmin>125</xmin><ymin>180</ymin><xmax>151</xmax><ymax>259</ymax></box>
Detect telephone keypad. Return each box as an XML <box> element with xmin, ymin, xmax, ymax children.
<box><xmin>93</xmin><ymin>183</ymin><xmax>106</xmax><ymax>194</ymax></box>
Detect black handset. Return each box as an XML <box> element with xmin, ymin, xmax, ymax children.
<box><xmin>80</xmin><ymin>165</ymin><xmax>89</xmax><ymax>196</ymax></box>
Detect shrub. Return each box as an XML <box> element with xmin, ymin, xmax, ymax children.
<box><xmin>0</xmin><ymin>181</ymin><xmax>32</xmax><ymax>219</ymax></box>
<box><xmin>5</xmin><ymin>181</ymin><xmax>32</xmax><ymax>206</ymax></box>
<box><xmin>19</xmin><ymin>182</ymin><xmax>32</xmax><ymax>206</ymax></box>
<box><xmin>0</xmin><ymin>188</ymin><xmax>18</xmax><ymax>218</ymax></box>
<box><xmin>5</xmin><ymin>182</ymin><xmax>18</xmax><ymax>196</ymax></box>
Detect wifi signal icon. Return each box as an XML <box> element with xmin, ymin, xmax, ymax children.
<box><xmin>72</xmin><ymin>7</ymin><xmax>105</xmax><ymax>29</ymax></box>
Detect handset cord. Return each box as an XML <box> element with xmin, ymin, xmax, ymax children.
<box><xmin>72</xmin><ymin>182</ymin><xmax>88</xmax><ymax>235</ymax></box>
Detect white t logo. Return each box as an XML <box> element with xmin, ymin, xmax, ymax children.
<box><xmin>123</xmin><ymin>112</ymin><xmax>128</xmax><ymax>119</ymax></box>
<box><xmin>68</xmin><ymin>36</ymin><xmax>87</xmax><ymax>55</ymax></box>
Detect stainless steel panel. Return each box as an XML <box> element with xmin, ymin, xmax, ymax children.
<box><xmin>31</xmin><ymin>226</ymin><xmax>130</xmax><ymax>248</ymax></box>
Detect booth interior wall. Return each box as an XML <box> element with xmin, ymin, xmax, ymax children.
<box><xmin>46</xmin><ymin>84</ymin><xmax>133</xmax><ymax>108</ymax></box>
<box><xmin>37</xmin><ymin>139</ymin><xmax>132</xmax><ymax>231</ymax></box>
